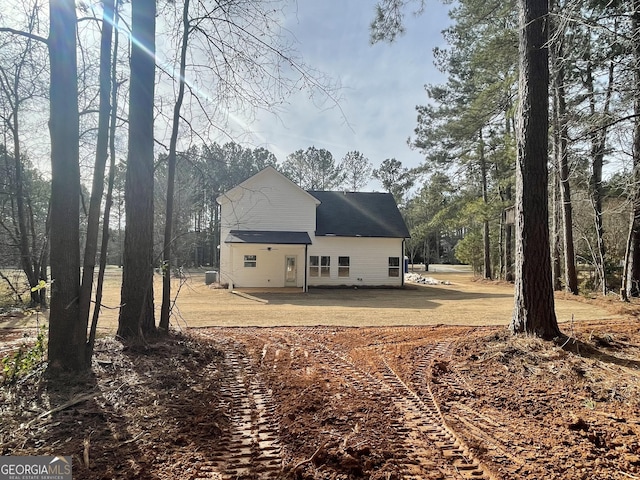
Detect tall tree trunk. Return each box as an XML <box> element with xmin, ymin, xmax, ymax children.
<box><xmin>551</xmin><ymin>167</ymin><xmax>562</xmax><ymax>291</ymax></box>
<box><xmin>586</xmin><ymin>57</ymin><xmax>615</xmax><ymax>295</ymax></box>
<box><xmin>47</xmin><ymin>0</ymin><xmax>83</xmax><ymax>372</ymax></box>
<box><xmin>502</xmin><ymin>104</ymin><xmax>514</xmax><ymax>283</ymax></box>
<box><xmin>479</xmin><ymin>130</ymin><xmax>492</xmax><ymax>280</ymax></box>
<box><xmin>554</xmin><ymin>64</ymin><xmax>578</xmax><ymax>294</ymax></box>
<box><xmin>11</xmin><ymin>110</ymin><xmax>39</xmax><ymax>304</ymax></box>
<box><xmin>159</xmin><ymin>0</ymin><xmax>190</xmax><ymax>332</ymax></box>
<box><xmin>550</xmin><ymin>65</ymin><xmax>562</xmax><ymax>291</ymax></box>
<box><xmin>498</xmin><ymin>212</ymin><xmax>505</xmax><ymax>279</ymax></box>
<box><xmin>550</xmin><ymin>0</ymin><xmax>577</xmax><ymax>297</ymax></box>
<box><xmin>623</xmin><ymin>0</ymin><xmax>640</xmax><ymax>300</ymax></box>
<box><xmin>88</xmin><ymin>0</ymin><xmax>120</xmax><ymax>362</ymax></box>
<box><xmin>118</xmin><ymin>0</ymin><xmax>156</xmax><ymax>341</ymax></box>
<box><xmin>504</xmin><ymin>185</ymin><xmax>514</xmax><ymax>282</ymax></box>
<box><xmin>79</xmin><ymin>0</ymin><xmax>115</xmax><ymax>354</ymax></box>
<box><xmin>511</xmin><ymin>0</ymin><xmax>560</xmax><ymax>338</ymax></box>
<box><xmin>37</xmin><ymin>206</ymin><xmax>50</xmax><ymax>308</ymax></box>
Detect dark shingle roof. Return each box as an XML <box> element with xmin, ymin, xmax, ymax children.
<box><xmin>308</xmin><ymin>191</ymin><xmax>410</xmax><ymax>238</ymax></box>
<box><xmin>225</xmin><ymin>230</ymin><xmax>312</xmax><ymax>244</ymax></box>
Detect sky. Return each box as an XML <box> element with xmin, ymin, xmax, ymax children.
<box><xmin>0</xmin><ymin>0</ymin><xmax>454</xmax><ymax>186</ymax></box>
<box><xmin>227</xmin><ymin>1</ymin><xmax>454</xmax><ymax>186</ymax></box>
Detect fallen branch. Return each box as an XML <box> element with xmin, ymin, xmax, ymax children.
<box><xmin>83</xmin><ymin>433</ymin><xmax>91</xmax><ymax>467</ymax></box>
<box><xmin>35</xmin><ymin>392</ymin><xmax>97</xmax><ymax>420</ymax></box>
<box><xmin>293</xmin><ymin>440</ymin><xmax>328</xmax><ymax>471</ymax></box>
<box><xmin>121</xmin><ymin>431</ymin><xmax>146</xmax><ymax>445</ymax></box>
<box><xmin>24</xmin><ymin>387</ymin><xmax>119</xmax><ymax>429</ymax></box>
<box><xmin>621</xmin><ymin>471</ymin><xmax>640</xmax><ymax>479</ymax></box>
<box><xmin>0</xmin><ymin>270</ymin><xmax>24</xmax><ymax>304</ymax></box>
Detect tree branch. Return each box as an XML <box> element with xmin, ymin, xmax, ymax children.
<box><xmin>569</xmin><ymin>114</ymin><xmax>640</xmax><ymax>143</ymax></box>
<box><xmin>0</xmin><ymin>27</ymin><xmax>48</xmax><ymax>45</ymax></box>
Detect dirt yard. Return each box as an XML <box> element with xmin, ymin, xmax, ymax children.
<box><xmin>1</xmin><ymin>270</ymin><xmax>639</xmax><ymax>479</ymax></box>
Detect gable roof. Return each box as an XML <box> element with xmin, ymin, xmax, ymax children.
<box><xmin>216</xmin><ymin>166</ymin><xmax>321</xmax><ymax>206</ymax></box>
<box><xmin>308</xmin><ymin>191</ymin><xmax>410</xmax><ymax>238</ymax></box>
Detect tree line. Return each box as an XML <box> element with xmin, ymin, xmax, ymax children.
<box><xmin>377</xmin><ymin>0</ymin><xmax>640</xmax><ymax>299</ymax></box>
<box><xmin>371</xmin><ymin>0</ymin><xmax>640</xmax><ymax>336</ymax></box>
<box><xmin>1</xmin><ymin>140</ymin><xmax>403</xmax><ymax>288</ymax></box>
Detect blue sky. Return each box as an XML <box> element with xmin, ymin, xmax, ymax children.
<box><xmin>245</xmin><ymin>1</ymin><xmax>453</xmax><ymax>182</ymax></box>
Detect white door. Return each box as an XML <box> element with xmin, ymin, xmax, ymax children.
<box><xmin>285</xmin><ymin>256</ymin><xmax>297</xmax><ymax>286</ymax></box>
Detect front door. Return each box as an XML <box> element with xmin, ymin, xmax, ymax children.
<box><xmin>285</xmin><ymin>256</ymin><xmax>297</xmax><ymax>287</ymax></box>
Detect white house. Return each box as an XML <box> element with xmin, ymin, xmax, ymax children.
<box><xmin>216</xmin><ymin>166</ymin><xmax>410</xmax><ymax>291</ymax></box>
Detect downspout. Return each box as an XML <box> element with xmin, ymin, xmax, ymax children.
<box><xmin>227</xmin><ymin>243</ymin><xmax>233</xmax><ymax>290</ymax></box>
<box><xmin>304</xmin><ymin>244</ymin><xmax>308</xmax><ymax>292</ymax></box>
<box><xmin>402</xmin><ymin>239</ymin><xmax>406</xmax><ymax>287</ymax></box>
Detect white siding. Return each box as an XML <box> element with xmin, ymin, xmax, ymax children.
<box><xmin>219</xmin><ymin>168</ymin><xmax>318</xmax><ymax>233</ymax></box>
<box><xmin>218</xmin><ymin>168</ymin><xmax>318</xmax><ymax>287</ymax></box>
<box><xmin>308</xmin><ymin>237</ymin><xmax>405</xmax><ymax>287</ymax></box>
<box><xmin>217</xmin><ymin>167</ymin><xmax>407</xmax><ymax>289</ymax></box>
<box><xmin>224</xmin><ymin>244</ymin><xmax>306</xmax><ymax>288</ymax></box>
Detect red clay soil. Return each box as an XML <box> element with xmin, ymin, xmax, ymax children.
<box><xmin>1</xmin><ymin>319</ymin><xmax>640</xmax><ymax>479</ymax></box>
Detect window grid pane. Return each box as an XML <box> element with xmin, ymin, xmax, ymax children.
<box><xmin>389</xmin><ymin>256</ymin><xmax>400</xmax><ymax>277</ymax></box>
<box><xmin>321</xmin><ymin>256</ymin><xmax>330</xmax><ymax>277</ymax></box>
<box><xmin>338</xmin><ymin>256</ymin><xmax>349</xmax><ymax>277</ymax></box>
<box><xmin>244</xmin><ymin>254</ymin><xmax>257</xmax><ymax>268</ymax></box>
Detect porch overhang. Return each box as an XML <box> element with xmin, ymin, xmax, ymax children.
<box><xmin>225</xmin><ymin>230</ymin><xmax>312</xmax><ymax>245</ymax></box>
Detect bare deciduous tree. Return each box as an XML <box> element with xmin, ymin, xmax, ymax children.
<box><xmin>0</xmin><ymin>3</ymin><xmax>49</xmax><ymax>306</ymax></box>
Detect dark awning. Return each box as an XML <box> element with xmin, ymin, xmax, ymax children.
<box><xmin>225</xmin><ymin>230</ymin><xmax>312</xmax><ymax>245</ymax></box>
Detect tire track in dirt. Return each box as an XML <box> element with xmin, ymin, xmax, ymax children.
<box><xmin>198</xmin><ymin>327</ymin><xmax>503</xmax><ymax>479</ymax></box>
<box><xmin>285</xmin><ymin>329</ymin><xmax>496</xmax><ymax>479</ymax></box>
<box><xmin>380</xmin><ymin>349</ymin><xmax>492</xmax><ymax>479</ymax></box>
<box><xmin>418</xmin><ymin>346</ymin><xmax>527</xmax><ymax>477</ymax></box>
<box><xmin>218</xmin><ymin>328</ymin><xmax>438</xmax><ymax>476</ymax></box>
<box><xmin>258</xmin><ymin>328</ymin><xmax>443</xmax><ymax>478</ymax></box>
<box><xmin>193</xmin><ymin>333</ymin><xmax>283</xmax><ymax>479</ymax></box>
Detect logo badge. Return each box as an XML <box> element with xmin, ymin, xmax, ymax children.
<box><xmin>0</xmin><ymin>456</ymin><xmax>72</xmax><ymax>480</ymax></box>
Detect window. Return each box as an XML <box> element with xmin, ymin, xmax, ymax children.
<box><xmin>338</xmin><ymin>256</ymin><xmax>350</xmax><ymax>277</ymax></box>
<box><xmin>244</xmin><ymin>254</ymin><xmax>257</xmax><ymax>268</ymax></box>
<box><xmin>310</xmin><ymin>255</ymin><xmax>331</xmax><ymax>277</ymax></box>
<box><xmin>309</xmin><ymin>256</ymin><xmax>319</xmax><ymax>277</ymax></box>
<box><xmin>320</xmin><ymin>256</ymin><xmax>330</xmax><ymax>277</ymax></box>
<box><xmin>388</xmin><ymin>257</ymin><xmax>400</xmax><ymax>277</ymax></box>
